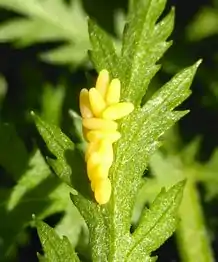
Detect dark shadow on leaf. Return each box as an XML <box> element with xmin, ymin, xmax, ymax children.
<box><xmin>64</xmin><ymin>147</ymin><xmax>93</xmax><ymax>202</ymax></box>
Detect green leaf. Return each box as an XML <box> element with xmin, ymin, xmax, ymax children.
<box><xmin>68</xmin><ymin>109</ymin><xmax>87</xmax><ymax>153</ymax></box>
<box><xmin>106</xmin><ymin>61</ymin><xmax>200</xmax><ymax>261</ymax></box>
<box><xmin>0</xmin><ymin>123</ymin><xmax>29</xmax><ymax>180</ymax></box>
<box><xmin>0</xmin><ymin>149</ymin><xmax>72</xmax><ymax>259</ymax></box>
<box><xmin>126</xmin><ymin>181</ymin><xmax>185</xmax><ymax>260</ymax></box>
<box><xmin>88</xmin><ymin>18</ymin><xmax>119</xmax><ymax>77</ymax></box>
<box><xmin>0</xmin><ymin>0</ymin><xmax>89</xmax><ymax>65</ymax></box>
<box><xmin>131</xmin><ymin>178</ymin><xmax>160</xmax><ymax>226</ymax></box>
<box><xmin>31</xmin><ymin>111</ymin><xmax>91</xmax><ymax>199</ymax></box>
<box><xmin>6</xmin><ymin>150</ymin><xmax>50</xmax><ymax>211</ymax></box>
<box><xmin>149</xmin><ymin>147</ymin><xmax>215</xmax><ymax>262</ymax></box>
<box><xmin>30</xmin><ymin>1</ymin><xmax>201</xmax><ymax>261</ymax></box>
<box><xmin>55</xmin><ymin>204</ymin><xmax>87</xmax><ymax>249</ymax></box>
<box><xmin>71</xmin><ymin>0</ymin><xmax>200</xmax><ymax>261</ymax></box>
<box><xmin>40</xmin><ymin>43</ymin><xmax>88</xmax><ymax>66</ymax></box>
<box><xmin>120</xmin><ymin>0</ymin><xmax>175</xmax><ymax>104</ymax></box>
<box><xmin>0</xmin><ymin>18</ymin><xmax>65</xmax><ymax>45</ymax></box>
<box><xmin>31</xmin><ymin>111</ymin><xmax>81</xmax><ymax>188</ymax></box>
<box><xmin>199</xmin><ymin>149</ymin><xmax>218</xmax><ymax>200</ymax></box>
<box><xmin>41</xmin><ymin>83</ymin><xmax>66</xmax><ymax>126</ymax></box>
<box><xmin>177</xmin><ymin>179</ymin><xmax>215</xmax><ymax>262</ymax></box>
<box><xmin>186</xmin><ymin>7</ymin><xmax>218</xmax><ymax>41</ymax></box>
<box><xmin>32</xmin><ymin>112</ymin><xmax>110</xmax><ymax>261</ymax></box>
<box><xmin>68</xmin><ymin>110</ymin><xmax>84</xmax><ymax>142</ymax></box>
<box><xmin>35</xmin><ymin>219</ymin><xmax>80</xmax><ymax>262</ymax></box>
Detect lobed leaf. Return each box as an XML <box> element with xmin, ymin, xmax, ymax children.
<box><xmin>36</xmin><ymin>219</ymin><xmax>80</xmax><ymax>262</ymax></box>
<box><xmin>31</xmin><ymin>111</ymin><xmax>78</xmax><ymax>187</ymax></box>
<box><xmin>0</xmin><ymin>149</ymin><xmax>71</xmax><ymax>258</ymax></box>
<box><xmin>127</xmin><ymin>181</ymin><xmax>185</xmax><ymax>260</ymax></box>
<box><xmin>0</xmin><ymin>0</ymin><xmax>89</xmax><ymax>65</ymax></box>
<box><xmin>149</xmin><ymin>146</ymin><xmax>215</xmax><ymax>262</ymax></box>
<box><xmin>120</xmin><ymin>0</ymin><xmax>175</xmax><ymax>104</ymax></box>
<box><xmin>88</xmin><ymin>19</ymin><xmax>119</xmax><ymax>78</ymax></box>
<box><xmin>186</xmin><ymin>7</ymin><xmax>218</xmax><ymax>41</ymax></box>
<box><xmin>86</xmin><ymin>0</ymin><xmax>201</xmax><ymax>260</ymax></box>
<box><xmin>107</xmin><ymin>61</ymin><xmax>200</xmax><ymax>260</ymax></box>
<box><xmin>32</xmin><ymin>112</ymin><xmax>110</xmax><ymax>260</ymax></box>
<box><xmin>40</xmin><ymin>43</ymin><xmax>88</xmax><ymax>65</ymax></box>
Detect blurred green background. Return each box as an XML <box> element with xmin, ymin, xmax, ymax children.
<box><xmin>0</xmin><ymin>0</ymin><xmax>218</xmax><ymax>261</ymax></box>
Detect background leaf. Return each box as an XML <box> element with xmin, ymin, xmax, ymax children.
<box><xmin>0</xmin><ymin>0</ymin><xmax>89</xmax><ymax>66</ymax></box>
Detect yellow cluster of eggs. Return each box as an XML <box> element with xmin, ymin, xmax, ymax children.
<box><xmin>79</xmin><ymin>69</ymin><xmax>134</xmax><ymax>205</ymax></box>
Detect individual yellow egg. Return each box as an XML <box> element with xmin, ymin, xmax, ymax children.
<box><xmin>87</xmin><ymin>151</ymin><xmax>101</xmax><ymax>180</ymax></box>
<box><xmin>105</xmin><ymin>78</ymin><xmax>121</xmax><ymax>105</ymax></box>
<box><xmin>86</xmin><ymin>130</ymin><xmax>121</xmax><ymax>143</ymax></box>
<box><xmin>85</xmin><ymin>140</ymin><xmax>100</xmax><ymax>162</ymax></box>
<box><xmin>89</xmin><ymin>88</ymin><xmax>106</xmax><ymax>117</ymax></box>
<box><xmin>102</xmin><ymin>102</ymin><xmax>134</xmax><ymax>120</ymax></box>
<box><xmin>88</xmin><ymin>164</ymin><xmax>110</xmax><ymax>185</ymax></box>
<box><xmin>97</xmin><ymin>139</ymin><xmax>114</xmax><ymax>166</ymax></box>
<box><xmin>94</xmin><ymin>177</ymin><xmax>111</xmax><ymax>205</ymax></box>
<box><xmin>79</xmin><ymin>88</ymin><xmax>93</xmax><ymax>118</ymax></box>
<box><xmin>82</xmin><ymin>118</ymin><xmax>118</xmax><ymax>130</ymax></box>
<box><xmin>86</xmin><ymin>140</ymin><xmax>113</xmax><ymax>176</ymax></box>
<box><xmin>95</xmin><ymin>69</ymin><xmax>110</xmax><ymax>98</ymax></box>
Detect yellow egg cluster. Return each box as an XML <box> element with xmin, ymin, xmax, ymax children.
<box><xmin>79</xmin><ymin>69</ymin><xmax>134</xmax><ymax>205</ymax></box>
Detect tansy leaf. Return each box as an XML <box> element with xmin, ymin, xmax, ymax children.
<box><xmin>55</xmin><ymin>204</ymin><xmax>87</xmax><ymax>249</ymax></box>
<box><xmin>0</xmin><ymin>0</ymin><xmax>89</xmax><ymax>66</ymax></box>
<box><xmin>198</xmin><ymin>149</ymin><xmax>218</xmax><ymax>200</ymax></box>
<box><xmin>35</xmin><ymin>219</ymin><xmax>80</xmax><ymax>262</ymax></box>
<box><xmin>33</xmin><ymin>0</ymin><xmax>201</xmax><ymax>260</ymax></box>
<box><xmin>31</xmin><ymin>111</ymin><xmax>83</xmax><ymax>188</ymax></box>
<box><xmin>32</xmin><ymin>112</ymin><xmax>109</xmax><ymax>260</ymax></box>
<box><xmin>127</xmin><ymin>181</ymin><xmax>185</xmax><ymax>260</ymax></box>
<box><xmin>88</xmin><ymin>19</ymin><xmax>119</xmax><ymax>77</ymax></box>
<box><xmin>0</xmin><ymin>149</ymin><xmax>75</xmax><ymax>259</ymax></box>
<box><xmin>186</xmin><ymin>7</ymin><xmax>218</xmax><ymax>41</ymax></box>
<box><xmin>120</xmin><ymin>0</ymin><xmax>175</xmax><ymax>104</ymax></box>
<box><xmin>40</xmin><ymin>43</ymin><xmax>88</xmax><ymax>65</ymax></box>
<box><xmin>106</xmin><ymin>61</ymin><xmax>200</xmax><ymax>260</ymax></box>
<box><xmin>87</xmin><ymin>0</ymin><xmax>201</xmax><ymax>260</ymax></box>
<box><xmin>149</xmin><ymin>146</ymin><xmax>215</xmax><ymax>262</ymax></box>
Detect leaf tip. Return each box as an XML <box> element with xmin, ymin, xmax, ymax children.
<box><xmin>30</xmin><ymin>110</ymin><xmax>39</xmax><ymax>123</ymax></box>
<box><xmin>30</xmin><ymin>110</ymin><xmax>35</xmax><ymax>117</ymax></box>
<box><xmin>32</xmin><ymin>214</ymin><xmax>38</xmax><ymax>227</ymax></box>
<box><xmin>195</xmin><ymin>59</ymin><xmax>203</xmax><ymax>69</ymax></box>
<box><xmin>168</xmin><ymin>6</ymin><xmax>175</xmax><ymax>18</ymax></box>
<box><xmin>87</xmin><ymin>17</ymin><xmax>95</xmax><ymax>31</ymax></box>
<box><xmin>171</xmin><ymin>179</ymin><xmax>186</xmax><ymax>198</ymax></box>
<box><xmin>177</xmin><ymin>179</ymin><xmax>186</xmax><ymax>188</ymax></box>
<box><xmin>171</xmin><ymin>6</ymin><xmax>175</xmax><ymax>12</ymax></box>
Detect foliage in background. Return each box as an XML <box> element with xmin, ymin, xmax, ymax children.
<box><xmin>0</xmin><ymin>0</ymin><xmax>89</xmax><ymax>66</ymax></box>
<box><xmin>0</xmin><ymin>0</ymin><xmax>218</xmax><ymax>261</ymax></box>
